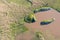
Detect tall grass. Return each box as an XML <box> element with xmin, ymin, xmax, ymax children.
<box><xmin>42</xmin><ymin>0</ymin><xmax>60</xmax><ymax>12</ymax></box>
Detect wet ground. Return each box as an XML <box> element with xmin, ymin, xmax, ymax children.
<box><xmin>16</xmin><ymin>9</ymin><xmax>60</xmax><ymax>40</ymax></box>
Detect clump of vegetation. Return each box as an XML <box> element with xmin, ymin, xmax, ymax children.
<box><xmin>39</xmin><ymin>7</ymin><xmax>51</xmax><ymax>11</ymax></box>
<box><xmin>10</xmin><ymin>22</ymin><xmax>28</xmax><ymax>36</ymax></box>
<box><xmin>34</xmin><ymin>7</ymin><xmax>51</xmax><ymax>13</ymax></box>
<box><xmin>33</xmin><ymin>32</ymin><xmax>45</xmax><ymax>40</ymax></box>
<box><xmin>24</xmin><ymin>13</ymin><xmax>36</xmax><ymax>23</ymax></box>
<box><xmin>40</xmin><ymin>18</ymin><xmax>55</xmax><ymax>25</ymax></box>
<box><xmin>33</xmin><ymin>8</ymin><xmax>41</xmax><ymax>13</ymax></box>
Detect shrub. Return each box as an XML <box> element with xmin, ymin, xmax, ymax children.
<box><xmin>24</xmin><ymin>13</ymin><xmax>36</xmax><ymax>23</ymax></box>
<box><xmin>34</xmin><ymin>32</ymin><xmax>45</xmax><ymax>40</ymax></box>
<box><xmin>40</xmin><ymin>7</ymin><xmax>51</xmax><ymax>11</ymax></box>
<box><xmin>33</xmin><ymin>7</ymin><xmax>51</xmax><ymax>13</ymax></box>
<box><xmin>40</xmin><ymin>18</ymin><xmax>55</xmax><ymax>25</ymax></box>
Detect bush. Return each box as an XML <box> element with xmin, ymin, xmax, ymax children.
<box><xmin>33</xmin><ymin>8</ymin><xmax>40</xmax><ymax>13</ymax></box>
<box><xmin>34</xmin><ymin>32</ymin><xmax>45</xmax><ymax>40</ymax></box>
<box><xmin>40</xmin><ymin>7</ymin><xmax>51</xmax><ymax>11</ymax></box>
<box><xmin>24</xmin><ymin>13</ymin><xmax>36</xmax><ymax>23</ymax></box>
<box><xmin>40</xmin><ymin>18</ymin><xmax>55</xmax><ymax>25</ymax></box>
<box><xmin>33</xmin><ymin>7</ymin><xmax>51</xmax><ymax>13</ymax></box>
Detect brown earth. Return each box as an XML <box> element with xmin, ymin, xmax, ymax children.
<box><xmin>16</xmin><ymin>9</ymin><xmax>60</xmax><ymax>40</ymax></box>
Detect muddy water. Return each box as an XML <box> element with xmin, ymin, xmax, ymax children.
<box><xmin>16</xmin><ymin>9</ymin><xmax>60</xmax><ymax>40</ymax></box>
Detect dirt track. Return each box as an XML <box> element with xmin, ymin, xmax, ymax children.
<box><xmin>16</xmin><ymin>9</ymin><xmax>60</xmax><ymax>40</ymax></box>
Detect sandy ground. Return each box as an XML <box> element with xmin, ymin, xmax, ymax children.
<box><xmin>16</xmin><ymin>9</ymin><xmax>60</xmax><ymax>40</ymax></box>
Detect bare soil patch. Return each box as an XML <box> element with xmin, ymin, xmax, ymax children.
<box><xmin>16</xmin><ymin>9</ymin><xmax>60</xmax><ymax>40</ymax></box>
